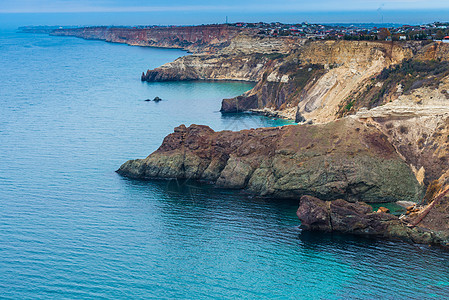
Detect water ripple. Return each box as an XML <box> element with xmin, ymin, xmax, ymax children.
<box><xmin>1</xmin><ymin>29</ymin><xmax>448</xmax><ymax>299</ymax></box>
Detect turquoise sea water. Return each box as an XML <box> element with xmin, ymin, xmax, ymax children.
<box><xmin>1</xmin><ymin>29</ymin><xmax>449</xmax><ymax>299</ymax></box>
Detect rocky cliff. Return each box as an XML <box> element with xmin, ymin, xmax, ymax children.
<box><xmin>117</xmin><ymin>118</ymin><xmax>422</xmax><ymax>203</ymax></box>
<box><xmin>141</xmin><ymin>37</ymin><xmax>449</xmax><ymax>128</ymax></box>
<box><xmin>141</xmin><ymin>53</ymin><xmax>271</xmax><ymax>82</ymax></box>
<box><xmin>142</xmin><ymin>38</ymin><xmax>443</xmax><ymax>123</ymax></box>
<box><xmin>140</xmin><ymin>34</ymin><xmax>303</xmax><ymax>81</ymax></box>
<box><xmin>51</xmin><ymin>25</ymin><xmax>248</xmax><ymax>53</ymax></box>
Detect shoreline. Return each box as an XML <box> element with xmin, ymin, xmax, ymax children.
<box><xmin>44</xmin><ymin>25</ymin><xmax>448</xmax><ymax>251</ymax></box>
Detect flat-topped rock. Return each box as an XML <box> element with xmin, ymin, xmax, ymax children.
<box><xmin>117</xmin><ymin>118</ymin><xmax>423</xmax><ymax>203</ymax></box>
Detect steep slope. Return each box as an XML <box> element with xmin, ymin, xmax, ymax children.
<box><xmin>140</xmin><ymin>34</ymin><xmax>304</xmax><ymax>82</ymax></box>
<box><xmin>141</xmin><ymin>53</ymin><xmax>271</xmax><ymax>82</ymax></box>
<box><xmin>221</xmin><ymin>40</ymin><xmax>416</xmax><ymax>122</ymax></box>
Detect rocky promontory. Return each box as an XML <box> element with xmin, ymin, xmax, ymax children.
<box><xmin>117</xmin><ymin>118</ymin><xmax>422</xmax><ymax>203</ymax></box>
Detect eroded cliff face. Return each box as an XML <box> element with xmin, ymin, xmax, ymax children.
<box><xmin>51</xmin><ymin>25</ymin><xmax>248</xmax><ymax>53</ymax></box>
<box><xmin>222</xmin><ymin>40</ymin><xmax>417</xmax><ymax>122</ymax></box>
<box><xmin>355</xmin><ymin>96</ymin><xmax>449</xmax><ymax>187</ymax></box>
<box><xmin>141</xmin><ymin>53</ymin><xmax>271</xmax><ymax>82</ymax></box>
<box><xmin>117</xmin><ymin>118</ymin><xmax>422</xmax><ymax>203</ymax></box>
<box><xmin>140</xmin><ymin>36</ymin><xmax>449</xmax><ymax>127</ymax></box>
<box><xmin>140</xmin><ymin>34</ymin><xmax>304</xmax><ymax>82</ymax></box>
<box><xmin>142</xmin><ymin>39</ymin><xmax>431</xmax><ymax>123</ymax></box>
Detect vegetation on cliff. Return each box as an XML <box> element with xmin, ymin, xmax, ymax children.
<box><xmin>337</xmin><ymin>58</ymin><xmax>449</xmax><ymax>116</ymax></box>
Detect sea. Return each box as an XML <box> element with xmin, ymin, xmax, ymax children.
<box><xmin>1</xmin><ymin>28</ymin><xmax>449</xmax><ymax>299</ymax></box>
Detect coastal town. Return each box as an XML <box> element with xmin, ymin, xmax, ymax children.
<box><xmin>229</xmin><ymin>21</ymin><xmax>449</xmax><ymax>41</ymax></box>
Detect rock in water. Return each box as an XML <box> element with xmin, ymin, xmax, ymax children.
<box><xmin>153</xmin><ymin>97</ymin><xmax>162</xmax><ymax>102</ymax></box>
<box><xmin>117</xmin><ymin>118</ymin><xmax>423</xmax><ymax>203</ymax></box>
<box><xmin>296</xmin><ymin>195</ymin><xmax>449</xmax><ymax>247</ymax></box>
<box><xmin>296</xmin><ymin>195</ymin><xmax>395</xmax><ymax>234</ymax></box>
<box><xmin>377</xmin><ymin>207</ymin><xmax>390</xmax><ymax>213</ymax></box>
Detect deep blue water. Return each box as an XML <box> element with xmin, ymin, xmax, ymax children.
<box><xmin>1</xmin><ymin>29</ymin><xmax>449</xmax><ymax>299</ymax></box>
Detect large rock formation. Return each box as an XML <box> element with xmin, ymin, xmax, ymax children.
<box><xmin>140</xmin><ymin>34</ymin><xmax>303</xmax><ymax>82</ymax></box>
<box><xmin>222</xmin><ymin>40</ymin><xmax>415</xmax><ymax>121</ymax></box>
<box><xmin>117</xmin><ymin>118</ymin><xmax>422</xmax><ymax>203</ymax></box>
<box><xmin>355</xmin><ymin>96</ymin><xmax>449</xmax><ymax>187</ymax></box>
<box><xmin>296</xmin><ymin>195</ymin><xmax>449</xmax><ymax>247</ymax></box>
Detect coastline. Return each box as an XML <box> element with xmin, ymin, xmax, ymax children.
<box><xmin>47</xmin><ymin>25</ymin><xmax>449</xmax><ymax>249</ymax></box>
<box><xmin>6</xmin><ymin>20</ymin><xmax>449</xmax><ymax>299</ymax></box>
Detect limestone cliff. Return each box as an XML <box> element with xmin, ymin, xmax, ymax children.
<box><xmin>51</xmin><ymin>25</ymin><xmax>248</xmax><ymax>53</ymax></box>
<box><xmin>140</xmin><ymin>37</ymin><xmax>449</xmax><ymax>128</ymax></box>
<box><xmin>140</xmin><ymin>34</ymin><xmax>303</xmax><ymax>82</ymax></box>
<box><xmin>141</xmin><ymin>53</ymin><xmax>270</xmax><ymax>82</ymax></box>
<box><xmin>354</xmin><ymin>96</ymin><xmax>449</xmax><ymax>187</ymax></box>
<box><xmin>142</xmin><ymin>39</ymin><xmax>434</xmax><ymax>123</ymax></box>
<box><xmin>117</xmin><ymin>118</ymin><xmax>422</xmax><ymax>203</ymax></box>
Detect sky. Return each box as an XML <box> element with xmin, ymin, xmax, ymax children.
<box><xmin>2</xmin><ymin>0</ymin><xmax>449</xmax><ymax>13</ymax></box>
<box><xmin>1</xmin><ymin>0</ymin><xmax>449</xmax><ymax>27</ymax></box>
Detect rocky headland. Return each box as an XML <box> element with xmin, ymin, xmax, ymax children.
<box><xmin>116</xmin><ymin>119</ymin><xmax>422</xmax><ymax>203</ymax></box>
<box><xmin>52</xmin><ymin>25</ymin><xmax>449</xmax><ymax>247</ymax></box>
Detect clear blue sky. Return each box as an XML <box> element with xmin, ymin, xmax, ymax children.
<box><xmin>2</xmin><ymin>0</ymin><xmax>449</xmax><ymax>13</ymax></box>
<box><xmin>1</xmin><ymin>0</ymin><xmax>449</xmax><ymax>27</ymax></box>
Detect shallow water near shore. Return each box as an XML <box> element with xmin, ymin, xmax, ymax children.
<box><xmin>1</xmin><ymin>29</ymin><xmax>449</xmax><ymax>299</ymax></box>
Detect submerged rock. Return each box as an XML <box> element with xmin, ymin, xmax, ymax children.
<box><xmin>117</xmin><ymin>118</ymin><xmax>423</xmax><ymax>203</ymax></box>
